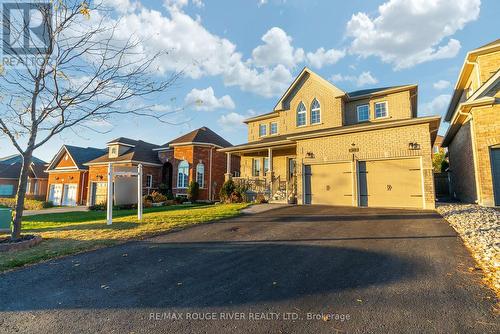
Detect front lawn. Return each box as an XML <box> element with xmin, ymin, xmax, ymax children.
<box><xmin>0</xmin><ymin>203</ymin><xmax>248</xmax><ymax>271</ymax></box>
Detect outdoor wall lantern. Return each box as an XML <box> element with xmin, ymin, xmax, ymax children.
<box><xmin>408</xmin><ymin>142</ymin><xmax>421</xmax><ymax>150</ymax></box>
<box><xmin>306</xmin><ymin>151</ymin><xmax>315</xmax><ymax>158</ymax></box>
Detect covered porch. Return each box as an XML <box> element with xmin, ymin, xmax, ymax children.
<box><xmin>222</xmin><ymin>142</ymin><xmax>298</xmax><ymax>203</ymax></box>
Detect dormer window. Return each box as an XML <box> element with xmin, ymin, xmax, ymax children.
<box><xmin>357</xmin><ymin>104</ymin><xmax>370</xmax><ymax>122</ymax></box>
<box><xmin>297</xmin><ymin>101</ymin><xmax>306</xmax><ymax>127</ymax></box>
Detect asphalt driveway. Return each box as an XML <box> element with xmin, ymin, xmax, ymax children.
<box><xmin>0</xmin><ymin>205</ymin><xmax>498</xmax><ymax>333</ymax></box>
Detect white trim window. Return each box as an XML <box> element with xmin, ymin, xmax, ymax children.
<box><xmin>310</xmin><ymin>98</ymin><xmax>321</xmax><ymax>124</ymax></box>
<box><xmin>196</xmin><ymin>163</ymin><xmax>205</xmax><ymax>188</ymax></box>
<box><xmin>259</xmin><ymin>124</ymin><xmax>267</xmax><ymax>137</ymax></box>
<box><xmin>296</xmin><ymin>101</ymin><xmax>306</xmax><ymax>126</ymax></box>
<box><xmin>177</xmin><ymin>160</ymin><xmax>189</xmax><ymax>188</ymax></box>
<box><xmin>263</xmin><ymin>157</ymin><xmax>269</xmax><ymax>174</ymax></box>
<box><xmin>270</xmin><ymin>122</ymin><xmax>278</xmax><ymax>135</ymax></box>
<box><xmin>375</xmin><ymin>101</ymin><xmax>388</xmax><ymax>118</ymax></box>
<box><xmin>252</xmin><ymin>158</ymin><xmax>261</xmax><ymax>177</ymax></box>
<box><xmin>146</xmin><ymin>174</ymin><xmax>153</xmax><ymax>188</ymax></box>
<box><xmin>357</xmin><ymin>104</ymin><xmax>370</xmax><ymax>122</ymax></box>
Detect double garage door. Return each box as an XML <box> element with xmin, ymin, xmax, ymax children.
<box><xmin>48</xmin><ymin>184</ymin><xmax>78</xmax><ymax>206</ymax></box>
<box><xmin>304</xmin><ymin>158</ymin><xmax>423</xmax><ymax>209</ymax></box>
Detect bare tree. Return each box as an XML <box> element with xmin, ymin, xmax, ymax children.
<box><xmin>0</xmin><ymin>1</ymin><xmax>182</xmax><ymax>239</ymax></box>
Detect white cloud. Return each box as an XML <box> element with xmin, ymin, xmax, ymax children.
<box><xmin>433</xmin><ymin>80</ymin><xmax>451</xmax><ymax>90</ymax></box>
<box><xmin>346</xmin><ymin>0</ymin><xmax>480</xmax><ymax>69</ymax></box>
<box><xmin>420</xmin><ymin>94</ymin><xmax>451</xmax><ymax>116</ymax></box>
<box><xmin>330</xmin><ymin>71</ymin><xmax>378</xmax><ymax>87</ymax></box>
<box><xmin>251</xmin><ymin>27</ymin><xmax>304</xmax><ymax>68</ymax></box>
<box><xmin>306</xmin><ymin>47</ymin><xmax>345</xmax><ymax>69</ymax></box>
<box><xmin>184</xmin><ymin>87</ymin><xmax>235</xmax><ymax>111</ymax></box>
<box><xmin>218</xmin><ymin>112</ymin><xmax>247</xmax><ymax>130</ymax></box>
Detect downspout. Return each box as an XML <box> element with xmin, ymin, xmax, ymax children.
<box><xmin>209</xmin><ymin>146</ymin><xmax>213</xmax><ymax>201</ymax></box>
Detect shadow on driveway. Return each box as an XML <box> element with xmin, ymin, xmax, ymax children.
<box><xmin>1</xmin><ymin>241</ymin><xmax>424</xmax><ymax>310</ymax></box>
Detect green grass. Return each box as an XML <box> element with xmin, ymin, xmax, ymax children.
<box><xmin>0</xmin><ymin>203</ymin><xmax>248</xmax><ymax>271</ymax></box>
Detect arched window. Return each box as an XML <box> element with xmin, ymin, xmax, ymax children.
<box><xmin>196</xmin><ymin>163</ymin><xmax>205</xmax><ymax>188</ymax></box>
<box><xmin>177</xmin><ymin>160</ymin><xmax>189</xmax><ymax>188</ymax></box>
<box><xmin>311</xmin><ymin>98</ymin><xmax>320</xmax><ymax>124</ymax></box>
<box><xmin>296</xmin><ymin>101</ymin><xmax>306</xmax><ymax>126</ymax></box>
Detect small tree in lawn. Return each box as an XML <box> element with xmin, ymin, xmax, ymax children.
<box><xmin>187</xmin><ymin>181</ymin><xmax>199</xmax><ymax>202</ymax></box>
<box><xmin>0</xmin><ymin>1</ymin><xmax>182</xmax><ymax>240</ymax></box>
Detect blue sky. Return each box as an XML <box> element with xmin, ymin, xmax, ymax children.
<box><xmin>1</xmin><ymin>0</ymin><xmax>498</xmax><ymax>162</ymax></box>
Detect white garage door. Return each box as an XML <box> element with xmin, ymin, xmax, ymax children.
<box><xmin>62</xmin><ymin>184</ymin><xmax>78</xmax><ymax>206</ymax></box>
<box><xmin>358</xmin><ymin>158</ymin><xmax>423</xmax><ymax>209</ymax></box>
<box><xmin>304</xmin><ymin>162</ymin><xmax>353</xmax><ymax>206</ymax></box>
<box><xmin>48</xmin><ymin>184</ymin><xmax>63</xmax><ymax>205</ymax></box>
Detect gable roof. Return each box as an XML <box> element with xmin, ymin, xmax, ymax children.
<box><xmin>273</xmin><ymin>67</ymin><xmax>345</xmax><ymax>111</ymax></box>
<box><xmin>106</xmin><ymin>137</ymin><xmax>138</xmax><ymax>146</ymax></box>
<box><xmin>445</xmin><ymin>39</ymin><xmax>500</xmax><ymax>121</ymax></box>
<box><xmin>0</xmin><ymin>162</ymin><xmax>47</xmax><ymax>180</ymax></box>
<box><xmin>85</xmin><ymin>139</ymin><xmax>161</xmax><ymax>165</ymax></box>
<box><xmin>0</xmin><ymin>154</ymin><xmax>45</xmax><ymax>165</ymax></box>
<box><xmin>157</xmin><ymin>127</ymin><xmax>232</xmax><ymax>149</ymax></box>
<box><xmin>46</xmin><ymin>145</ymin><xmax>106</xmax><ymax>171</ymax></box>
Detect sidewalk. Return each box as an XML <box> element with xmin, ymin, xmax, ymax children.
<box><xmin>23</xmin><ymin>206</ymin><xmax>89</xmax><ymax>216</ymax></box>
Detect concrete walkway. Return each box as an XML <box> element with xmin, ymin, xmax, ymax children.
<box><xmin>23</xmin><ymin>206</ymin><xmax>89</xmax><ymax>216</ymax></box>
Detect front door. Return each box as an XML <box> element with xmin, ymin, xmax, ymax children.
<box><xmin>48</xmin><ymin>184</ymin><xmax>63</xmax><ymax>205</ymax></box>
<box><xmin>62</xmin><ymin>184</ymin><xmax>78</xmax><ymax>206</ymax></box>
<box><xmin>491</xmin><ymin>148</ymin><xmax>500</xmax><ymax>206</ymax></box>
<box><xmin>91</xmin><ymin>182</ymin><xmax>108</xmax><ymax>205</ymax></box>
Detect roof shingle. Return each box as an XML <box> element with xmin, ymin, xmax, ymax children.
<box><xmin>160</xmin><ymin>127</ymin><xmax>232</xmax><ymax>149</ymax></box>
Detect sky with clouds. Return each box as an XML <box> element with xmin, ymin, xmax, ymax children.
<box><xmin>1</xmin><ymin>0</ymin><xmax>498</xmax><ymax>161</ymax></box>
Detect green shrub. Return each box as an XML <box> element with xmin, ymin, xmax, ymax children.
<box><xmin>89</xmin><ymin>202</ymin><xmax>106</xmax><ymax>211</ymax></box>
<box><xmin>187</xmin><ymin>181</ymin><xmax>200</xmax><ymax>202</ymax></box>
<box><xmin>158</xmin><ymin>183</ymin><xmax>169</xmax><ymax>195</ymax></box>
<box><xmin>174</xmin><ymin>196</ymin><xmax>187</xmax><ymax>204</ymax></box>
<box><xmin>219</xmin><ymin>180</ymin><xmax>235</xmax><ymax>203</ymax></box>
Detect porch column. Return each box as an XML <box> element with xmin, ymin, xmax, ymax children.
<box><xmin>268</xmin><ymin>148</ymin><xmax>273</xmax><ymax>174</ymax></box>
<box><xmin>225</xmin><ymin>152</ymin><xmax>232</xmax><ymax>181</ymax></box>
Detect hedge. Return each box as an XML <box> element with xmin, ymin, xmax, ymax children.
<box><xmin>0</xmin><ymin>197</ymin><xmax>53</xmax><ymax>210</ymax></box>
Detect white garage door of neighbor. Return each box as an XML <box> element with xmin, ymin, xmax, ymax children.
<box><xmin>48</xmin><ymin>184</ymin><xmax>63</xmax><ymax>205</ymax></box>
<box><xmin>62</xmin><ymin>184</ymin><xmax>78</xmax><ymax>206</ymax></box>
<box><xmin>358</xmin><ymin>158</ymin><xmax>423</xmax><ymax>209</ymax></box>
<box><xmin>304</xmin><ymin>162</ymin><xmax>353</xmax><ymax>206</ymax></box>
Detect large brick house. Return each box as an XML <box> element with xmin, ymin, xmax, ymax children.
<box><xmin>220</xmin><ymin>68</ymin><xmax>440</xmax><ymax>209</ymax></box>
<box><xmin>45</xmin><ymin>146</ymin><xmax>106</xmax><ymax>206</ymax></box>
<box><xmin>0</xmin><ymin>155</ymin><xmax>48</xmax><ymax>199</ymax></box>
<box><xmin>442</xmin><ymin>39</ymin><xmax>500</xmax><ymax>206</ymax></box>
<box><xmin>82</xmin><ymin>127</ymin><xmax>238</xmax><ymax>205</ymax></box>
<box><xmin>155</xmin><ymin>127</ymin><xmax>240</xmax><ymax>200</ymax></box>
<box><xmin>84</xmin><ymin>138</ymin><xmax>163</xmax><ymax>206</ymax></box>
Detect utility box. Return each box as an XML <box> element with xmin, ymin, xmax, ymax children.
<box><xmin>0</xmin><ymin>208</ymin><xmax>12</xmax><ymax>233</ymax></box>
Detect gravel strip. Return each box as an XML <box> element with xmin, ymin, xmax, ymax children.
<box><xmin>437</xmin><ymin>203</ymin><xmax>500</xmax><ymax>296</ymax></box>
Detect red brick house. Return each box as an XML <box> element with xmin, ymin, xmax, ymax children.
<box><xmin>84</xmin><ymin>138</ymin><xmax>164</xmax><ymax>205</ymax></box>
<box><xmin>0</xmin><ymin>155</ymin><xmax>48</xmax><ymax>199</ymax></box>
<box><xmin>45</xmin><ymin>146</ymin><xmax>106</xmax><ymax>205</ymax></box>
<box><xmin>155</xmin><ymin>127</ymin><xmax>240</xmax><ymax>201</ymax></box>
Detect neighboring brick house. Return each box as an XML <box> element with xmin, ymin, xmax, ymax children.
<box><xmin>0</xmin><ymin>155</ymin><xmax>48</xmax><ymax>199</ymax></box>
<box><xmin>442</xmin><ymin>39</ymin><xmax>500</xmax><ymax>206</ymax></box>
<box><xmin>84</xmin><ymin>138</ymin><xmax>163</xmax><ymax>206</ymax></box>
<box><xmin>45</xmin><ymin>146</ymin><xmax>106</xmax><ymax>206</ymax></box>
<box><xmin>220</xmin><ymin>67</ymin><xmax>440</xmax><ymax>209</ymax></box>
<box><xmin>155</xmin><ymin>127</ymin><xmax>240</xmax><ymax>201</ymax></box>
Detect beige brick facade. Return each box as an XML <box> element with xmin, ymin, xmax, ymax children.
<box><xmin>443</xmin><ymin>40</ymin><xmax>499</xmax><ymax>207</ymax></box>
<box><xmin>223</xmin><ymin>68</ymin><xmax>439</xmax><ymax>209</ymax></box>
